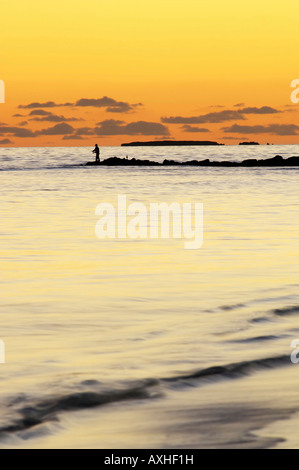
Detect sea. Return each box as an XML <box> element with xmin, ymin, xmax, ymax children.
<box><xmin>1</xmin><ymin>144</ymin><xmax>299</xmax><ymax>449</ymax></box>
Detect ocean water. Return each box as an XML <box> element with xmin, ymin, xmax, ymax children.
<box><xmin>1</xmin><ymin>144</ymin><xmax>299</xmax><ymax>448</ymax></box>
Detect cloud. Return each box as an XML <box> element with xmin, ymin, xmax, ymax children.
<box><xmin>283</xmin><ymin>106</ymin><xmax>297</xmax><ymax>113</ymax></box>
<box><xmin>223</xmin><ymin>136</ymin><xmax>248</xmax><ymax>140</ymax></box>
<box><xmin>162</xmin><ymin>106</ymin><xmax>282</xmax><ymax>125</ymax></box>
<box><xmin>18</xmin><ymin>96</ymin><xmax>143</xmax><ymax>114</ymax></box>
<box><xmin>94</xmin><ymin>119</ymin><xmax>169</xmax><ymax>136</ymax></box>
<box><xmin>75</xmin><ymin>97</ymin><xmax>142</xmax><ymax>113</ymax></box>
<box><xmin>155</xmin><ymin>136</ymin><xmax>175</xmax><ymax>141</ymax></box>
<box><xmin>234</xmin><ymin>103</ymin><xmax>245</xmax><ymax>107</ymax></box>
<box><xmin>0</xmin><ymin>122</ymin><xmax>77</xmax><ymax>138</ymax></box>
<box><xmin>19</xmin><ymin>101</ymin><xmax>73</xmax><ymax>109</ymax></box>
<box><xmin>106</xmin><ymin>105</ymin><xmax>134</xmax><ymax>113</ymax></box>
<box><xmin>0</xmin><ymin>126</ymin><xmax>36</xmax><ymax>137</ymax></box>
<box><xmin>62</xmin><ymin>135</ymin><xmax>84</xmax><ymax>140</ymax></box>
<box><xmin>76</xmin><ymin>97</ymin><xmax>120</xmax><ymax>107</ymax></box>
<box><xmin>238</xmin><ymin>106</ymin><xmax>280</xmax><ymax>114</ymax></box>
<box><xmin>37</xmin><ymin>123</ymin><xmax>75</xmax><ymax>135</ymax></box>
<box><xmin>161</xmin><ymin>110</ymin><xmax>245</xmax><ymax>124</ymax></box>
<box><xmin>30</xmin><ymin>114</ymin><xmax>82</xmax><ymax>123</ymax></box>
<box><xmin>29</xmin><ymin>110</ymin><xmax>53</xmax><ymax>116</ymax></box>
<box><xmin>0</xmin><ymin>138</ymin><xmax>13</xmax><ymax>144</ymax></box>
<box><xmin>26</xmin><ymin>109</ymin><xmax>82</xmax><ymax>122</ymax></box>
<box><xmin>18</xmin><ymin>121</ymin><xmax>28</xmax><ymax>126</ymax></box>
<box><xmin>74</xmin><ymin>127</ymin><xmax>95</xmax><ymax>136</ymax></box>
<box><xmin>222</xmin><ymin>123</ymin><xmax>299</xmax><ymax>136</ymax></box>
<box><xmin>181</xmin><ymin>125</ymin><xmax>210</xmax><ymax>133</ymax></box>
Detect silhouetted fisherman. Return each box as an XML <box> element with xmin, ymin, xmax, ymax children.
<box><xmin>92</xmin><ymin>144</ymin><xmax>100</xmax><ymax>162</ymax></box>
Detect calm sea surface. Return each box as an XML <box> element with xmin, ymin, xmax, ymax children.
<box><xmin>1</xmin><ymin>145</ymin><xmax>299</xmax><ymax>448</ymax></box>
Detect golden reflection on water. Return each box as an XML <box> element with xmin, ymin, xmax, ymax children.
<box><xmin>1</xmin><ymin>161</ymin><xmax>299</xmax><ymax>447</ymax></box>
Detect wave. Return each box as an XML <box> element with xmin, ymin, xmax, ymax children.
<box><xmin>0</xmin><ymin>164</ymin><xmax>84</xmax><ymax>172</ymax></box>
<box><xmin>228</xmin><ymin>335</ymin><xmax>283</xmax><ymax>344</ymax></box>
<box><xmin>163</xmin><ymin>355</ymin><xmax>289</xmax><ymax>383</ymax></box>
<box><xmin>219</xmin><ymin>303</ymin><xmax>246</xmax><ymax>311</ymax></box>
<box><xmin>272</xmin><ymin>306</ymin><xmax>299</xmax><ymax>316</ymax></box>
<box><xmin>0</xmin><ymin>354</ymin><xmax>290</xmax><ymax>438</ymax></box>
<box><xmin>0</xmin><ymin>379</ymin><xmax>159</xmax><ymax>435</ymax></box>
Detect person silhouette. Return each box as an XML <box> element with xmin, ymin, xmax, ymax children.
<box><xmin>92</xmin><ymin>144</ymin><xmax>100</xmax><ymax>162</ymax></box>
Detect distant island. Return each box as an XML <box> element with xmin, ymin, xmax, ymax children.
<box><xmin>239</xmin><ymin>142</ymin><xmax>260</xmax><ymax>145</ymax></box>
<box><xmin>121</xmin><ymin>140</ymin><xmax>223</xmax><ymax>147</ymax></box>
<box><xmin>86</xmin><ymin>155</ymin><xmax>299</xmax><ymax>167</ymax></box>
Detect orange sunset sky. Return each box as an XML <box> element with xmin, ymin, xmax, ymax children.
<box><xmin>1</xmin><ymin>0</ymin><xmax>299</xmax><ymax>146</ymax></box>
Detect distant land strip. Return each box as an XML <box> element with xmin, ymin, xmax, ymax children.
<box><xmin>121</xmin><ymin>140</ymin><xmax>261</xmax><ymax>147</ymax></box>
<box><xmin>121</xmin><ymin>140</ymin><xmax>224</xmax><ymax>146</ymax></box>
<box><xmin>86</xmin><ymin>155</ymin><xmax>299</xmax><ymax>167</ymax></box>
